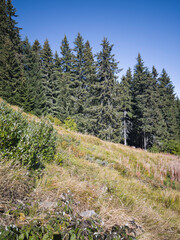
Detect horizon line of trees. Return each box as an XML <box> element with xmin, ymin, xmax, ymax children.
<box><xmin>0</xmin><ymin>0</ymin><xmax>180</xmax><ymax>153</ymax></box>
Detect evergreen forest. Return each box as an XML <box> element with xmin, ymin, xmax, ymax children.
<box><xmin>0</xmin><ymin>0</ymin><xmax>180</xmax><ymax>154</ymax></box>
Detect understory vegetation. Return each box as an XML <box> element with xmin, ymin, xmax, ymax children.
<box><xmin>0</xmin><ymin>100</ymin><xmax>180</xmax><ymax>239</ymax></box>
<box><xmin>0</xmin><ymin>101</ymin><xmax>56</xmax><ymax>170</ymax></box>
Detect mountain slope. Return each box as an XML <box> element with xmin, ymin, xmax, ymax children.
<box><xmin>0</xmin><ymin>98</ymin><xmax>180</xmax><ymax>239</ymax></box>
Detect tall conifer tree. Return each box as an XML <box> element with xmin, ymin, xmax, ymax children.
<box><xmin>131</xmin><ymin>54</ymin><xmax>150</xmax><ymax>149</ymax></box>
<box><xmin>120</xmin><ymin>68</ymin><xmax>133</xmax><ymax>145</ymax></box>
<box><xmin>82</xmin><ymin>40</ymin><xmax>97</xmax><ymax>133</ymax></box>
<box><xmin>40</xmin><ymin>39</ymin><xmax>55</xmax><ymax>115</ymax></box>
<box><xmin>58</xmin><ymin>35</ymin><xmax>73</xmax><ymax>120</ymax></box>
<box><xmin>158</xmin><ymin>69</ymin><xmax>177</xmax><ymax>140</ymax></box>
<box><xmin>71</xmin><ymin>33</ymin><xmax>88</xmax><ymax>130</ymax></box>
<box><xmin>31</xmin><ymin>39</ymin><xmax>46</xmax><ymax>116</ymax></box>
<box><xmin>94</xmin><ymin>38</ymin><xmax>119</xmax><ymax>141</ymax></box>
<box><xmin>0</xmin><ymin>0</ymin><xmax>24</xmax><ymax>105</ymax></box>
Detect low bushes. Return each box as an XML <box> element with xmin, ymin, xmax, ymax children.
<box><xmin>0</xmin><ymin>102</ymin><xmax>56</xmax><ymax>169</ymax></box>
<box><xmin>16</xmin><ymin>120</ymin><xmax>56</xmax><ymax>169</ymax></box>
<box><xmin>64</xmin><ymin>116</ymin><xmax>78</xmax><ymax>131</ymax></box>
<box><xmin>0</xmin><ymin>102</ymin><xmax>27</xmax><ymax>152</ymax></box>
<box><xmin>150</xmin><ymin>140</ymin><xmax>180</xmax><ymax>156</ymax></box>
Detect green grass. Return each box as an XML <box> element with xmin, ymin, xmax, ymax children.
<box><xmin>1</xmin><ymin>97</ymin><xmax>180</xmax><ymax>239</ymax></box>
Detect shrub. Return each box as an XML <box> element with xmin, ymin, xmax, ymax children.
<box><xmin>162</xmin><ymin>140</ymin><xmax>180</xmax><ymax>156</ymax></box>
<box><xmin>0</xmin><ymin>102</ymin><xmax>27</xmax><ymax>153</ymax></box>
<box><xmin>46</xmin><ymin>114</ymin><xmax>62</xmax><ymax>126</ymax></box>
<box><xmin>0</xmin><ymin>102</ymin><xmax>57</xmax><ymax>170</ymax></box>
<box><xmin>54</xmin><ymin>117</ymin><xmax>62</xmax><ymax>126</ymax></box>
<box><xmin>64</xmin><ymin>116</ymin><xmax>78</xmax><ymax>131</ymax></box>
<box><xmin>16</xmin><ymin>120</ymin><xmax>57</xmax><ymax>169</ymax></box>
<box><xmin>150</xmin><ymin>140</ymin><xmax>180</xmax><ymax>156</ymax></box>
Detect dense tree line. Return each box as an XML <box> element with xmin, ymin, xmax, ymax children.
<box><xmin>0</xmin><ymin>0</ymin><xmax>179</xmax><ymax>152</ymax></box>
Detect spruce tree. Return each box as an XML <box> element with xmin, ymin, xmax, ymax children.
<box><xmin>6</xmin><ymin>0</ymin><xmax>21</xmax><ymax>48</ymax></box>
<box><xmin>31</xmin><ymin>39</ymin><xmax>46</xmax><ymax>116</ymax></box>
<box><xmin>120</xmin><ymin>68</ymin><xmax>133</xmax><ymax>145</ymax></box>
<box><xmin>150</xmin><ymin>66</ymin><xmax>166</xmax><ymax>146</ymax></box>
<box><xmin>40</xmin><ymin>39</ymin><xmax>55</xmax><ymax>115</ymax></box>
<box><xmin>0</xmin><ymin>0</ymin><xmax>24</xmax><ymax>105</ymax></box>
<box><xmin>71</xmin><ymin>33</ymin><xmax>87</xmax><ymax>130</ymax></box>
<box><xmin>21</xmin><ymin>37</ymin><xmax>46</xmax><ymax>114</ymax></box>
<box><xmin>83</xmin><ymin>40</ymin><xmax>97</xmax><ymax>133</ymax></box>
<box><xmin>158</xmin><ymin>69</ymin><xmax>177</xmax><ymax>140</ymax></box>
<box><xmin>51</xmin><ymin>51</ymin><xmax>62</xmax><ymax>117</ymax></box>
<box><xmin>112</xmin><ymin>80</ymin><xmax>123</xmax><ymax>143</ymax></box>
<box><xmin>0</xmin><ymin>0</ymin><xmax>7</xmax><ymax>46</ymax></box>
<box><xmin>176</xmin><ymin>97</ymin><xmax>180</xmax><ymax>140</ymax></box>
<box><xmin>59</xmin><ymin>35</ymin><xmax>73</xmax><ymax>120</ymax></box>
<box><xmin>131</xmin><ymin>57</ymin><xmax>168</xmax><ymax>149</ymax></box>
<box><xmin>21</xmin><ymin>37</ymin><xmax>37</xmax><ymax>112</ymax></box>
<box><xmin>131</xmin><ymin>54</ymin><xmax>150</xmax><ymax>149</ymax></box>
<box><xmin>94</xmin><ymin>38</ymin><xmax>119</xmax><ymax>141</ymax></box>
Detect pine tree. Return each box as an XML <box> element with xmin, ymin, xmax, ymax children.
<box><xmin>150</xmin><ymin>66</ymin><xmax>166</xmax><ymax>146</ymax></box>
<box><xmin>58</xmin><ymin>35</ymin><xmax>73</xmax><ymax>120</ymax></box>
<box><xmin>6</xmin><ymin>0</ymin><xmax>20</xmax><ymax>48</ymax></box>
<box><xmin>31</xmin><ymin>39</ymin><xmax>46</xmax><ymax>116</ymax></box>
<box><xmin>71</xmin><ymin>33</ymin><xmax>87</xmax><ymax>130</ymax></box>
<box><xmin>112</xmin><ymin>80</ymin><xmax>123</xmax><ymax>143</ymax></box>
<box><xmin>82</xmin><ymin>40</ymin><xmax>97</xmax><ymax>133</ymax></box>
<box><xmin>94</xmin><ymin>38</ymin><xmax>119</xmax><ymax>141</ymax></box>
<box><xmin>51</xmin><ymin>51</ymin><xmax>62</xmax><ymax>117</ymax></box>
<box><xmin>131</xmin><ymin>56</ymin><xmax>168</xmax><ymax>149</ymax></box>
<box><xmin>40</xmin><ymin>39</ymin><xmax>55</xmax><ymax>115</ymax></box>
<box><xmin>120</xmin><ymin>68</ymin><xmax>133</xmax><ymax>145</ymax></box>
<box><xmin>0</xmin><ymin>0</ymin><xmax>7</xmax><ymax>46</ymax></box>
<box><xmin>131</xmin><ymin>54</ymin><xmax>151</xmax><ymax>149</ymax></box>
<box><xmin>158</xmin><ymin>69</ymin><xmax>177</xmax><ymax>140</ymax></box>
<box><xmin>176</xmin><ymin>97</ymin><xmax>180</xmax><ymax>140</ymax></box>
<box><xmin>21</xmin><ymin>37</ymin><xmax>46</xmax><ymax>114</ymax></box>
<box><xmin>0</xmin><ymin>0</ymin><xmax>24</xmax><ymax>105</ymax></box>
<box><xmin>21</xmin><ymin>37</ymin><xmax>37</xmax><ymax>112</ymax></box>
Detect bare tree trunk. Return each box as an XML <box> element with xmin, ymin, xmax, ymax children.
<box><xmin>124</xmin><ymin>110</ymin><xmax>127</xmax><ymax>146</ymax></box>
<box><xmin>144</xmin><ymin>131</ymin><xmax>147</xmax><ymax>150</ymax></box>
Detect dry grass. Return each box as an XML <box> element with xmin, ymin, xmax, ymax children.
<box><xmin>51</xmin><ymin>125</ymin><xmax>180</xmax><ymax>239</ymax></box>
<box><xmin>0</xmin><ymin>160</ymin><xmax>34</xmax><ymax>203</ymax></box>
<box><xmin>1</xmin><ymin>99</ymin><xmax>180</xmax><ymax>239</ymax></box>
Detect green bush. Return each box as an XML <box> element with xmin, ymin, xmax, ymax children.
<box><xmin>16</xmin><ymin>120</ymin><xmax>57</xmax><ymax>169</ymax></box>
<box><xmin>0</xmin><ymin>102</ymin><xmax>57</xmax><ymax>170</ymax></box>
<box><xmin>150</xmin><ymin>140</ymin><xmax>180</xmax><ymax>156</ymax></box>
<box><xmin>46</xmin><ymin>114</ymin><xmax>62</xmax><ymax>126</ymax></box>
<box><xmin>162</xmin><ymin>140</ymin><xmax>180</xmax><ymax>155</ymax></box>
<box><xmin>150</xmin><ymin>144</ymin><xmax>160</xmax><ymax>153</ymax></box>
<box><xmin>64</xmin><ymin>116</ymin><xmax>78</xmax><ymax>131</ymax></box>
<box><xmin>0</xmin><ymin>102</ymin><xmax>27</xmax><ymax>152</ymax></box>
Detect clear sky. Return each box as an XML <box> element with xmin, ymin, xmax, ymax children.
<box><xmin>13</xmin><ymin>0</ymin><xmax>180</xmax><ymax>97</ymax></box>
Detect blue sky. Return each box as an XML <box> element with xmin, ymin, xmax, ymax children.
<box><xmin>14</xmin><ymin>0</ymin><xmax>180</xmax><ymax>97</ymax></box>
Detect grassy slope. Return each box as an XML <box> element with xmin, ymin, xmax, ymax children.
<box><xmin>1</xmin><ymin>98</ymin><xmax>180</xmax><ymax>239</ymax></box>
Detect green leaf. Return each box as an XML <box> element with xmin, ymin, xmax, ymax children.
<box><xmin>70</xmin><ymin>233</ymin><xmax>77</xmax><ymax>240</ymax></box>
<box><xmin>18</xmin><ymin>233</ymin><xmax>25</xmax><ymax>240</ymax></box>
<box><xmin>42</xmin><ymin>233</ymin><xmax>50</xmax><ymax>240</ymax></box>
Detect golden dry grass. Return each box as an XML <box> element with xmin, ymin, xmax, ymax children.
<box><xmin>1</xmin><ymin>99</ymin><xmax>180</xmax><ymax>239</ymax></box>
<box><xmin>48</xmin><ymin>125</ymin><xmax>180</xmax><ymax>239</ymax></box>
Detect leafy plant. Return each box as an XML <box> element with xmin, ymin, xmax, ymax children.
<box><xmin>0</xmin><ymin>102</ymin><xmax>27</xmax><ymax>153</ymax></box>
<box><xmin>64</xmin><ymin>117</ymin><xmax>78</xmax><ymax>131</ymax></box>
<box><xmin>0</xmin><ymin>102</ymin><xmax>57</xmax><ymax>170</ymax></box>
<box><xmin>46</xmin><ymin>114</ymin><xmax>62</xmax><ymax>126</ymax></box>
<box><xmin>16</xmin><ymin>120</ymin><xmax>57</xmax><ymax>169</ymax></box>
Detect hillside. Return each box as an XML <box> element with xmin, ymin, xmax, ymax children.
<box><xmin>0</xmin><ymin>98</ymin><xmax>180</xmax><ymax>240</ymax></box>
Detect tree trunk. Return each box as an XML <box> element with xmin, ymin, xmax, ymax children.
<box><xmin>144</xmin><ymin>132</ymin><xmax>147</xmax><ymax>150</ymax></box>
<box><xmin>124</xmin><ymin>110</ymin><xmax>127</xmax><ymax>146</ymax></box>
